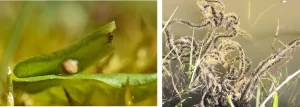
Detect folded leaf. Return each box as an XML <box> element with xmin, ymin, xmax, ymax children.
<box><xmin>11</xmin><ymin>21</ymin><xmax>157</xmax><ymax>106</ymax></box>
<box><xmin>13</xmin><ymin>21</ymin><xmax>116</xmax><ymax>78</ymax></box>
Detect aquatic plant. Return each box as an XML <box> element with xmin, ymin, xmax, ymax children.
<box><xmin>162</xmin><ymin>0</ymin><xmax>300</xmax><ymax>106</ymax></box>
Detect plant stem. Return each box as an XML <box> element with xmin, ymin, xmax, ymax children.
<box><xmin>162</xmin><ymin>6</ymin><xmax>178</xmax><ymax>33</ymax></box>
<box><xmin>0</xmin><ymin>1</ymin><xmax>32</xmax><ymax>99</ymax></box>
<box><xmin>256</xmin><ymin>83</ymin><xmax>261</xmax><ymax>107</ymax></box>
<box><xmin>7</xmin><ymin>67</ymin><xmax>13</xmax><ymax>106</ymax></box>
<box><xmin>251</xmin><ymin>2</ymin><xmax>279</xmax><ymax>28</ymax></box>
<box><xmin>227</xmin><ymin>95</ymin><xmax>235</xmax><ymax>107</ymax></box>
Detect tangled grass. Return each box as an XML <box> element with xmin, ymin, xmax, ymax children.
<box><xmin>162</xmin><ymin>0</ymin><xmax>300</xmax><ymax>106</ymax></box>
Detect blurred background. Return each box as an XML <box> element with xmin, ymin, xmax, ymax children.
<box><xmin>0</xmin><ymin>1</ymin><xmax>156</xmax><ymax>106</ymax></box>
<box><xmin>163</xmin><ymin>0</ymin><xmax>300</xmax><ymax>106</ymax></box>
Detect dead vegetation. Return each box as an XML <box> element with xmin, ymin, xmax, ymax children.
<box><xmin>162</xmin><ymin>0</ymin><xmax>300</xmax><ymax>106</ymax></box>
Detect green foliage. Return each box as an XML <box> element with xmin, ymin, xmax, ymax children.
<box><xmin>227</xmin><ymin>95</ymin><xmax>235</xmax><ymax>107</ymax></box>
<box><xmin>13</xmin><ymin>73</ymin><xmax>156</xmax><ymax>105</ymax></box>
<box><xmin>175</xmin><ymin>98</ymin><xmax>188</xmax><ymax>107</ymax></box>
<box><xmin>0</xmin><ymin>1</ymin><xmax>33</xmax><ymax>99</ymax></box>
<box><xmin>13</xmin><ymin>21</ymin><xmax>116</xmax><ymax>78</ymax></box>
<box><xmin>11</xmin><ymin>21</ymin><xmax>157</xmax><ymax>105</ymax></box>
<box><xmin>273</xmin><ymin>92</ymin><xmax>278</xmax><ymax>107</ymax></box>
<box><xmin>13</xmin><ymin>73</ymin><xmax>156</xmax><ymax>93</ymax></box>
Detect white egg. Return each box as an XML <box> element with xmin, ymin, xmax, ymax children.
<box><xmin>63</xmin><ymin>59</ymin><xmax>78</xmax><ymax>74</ymax></box>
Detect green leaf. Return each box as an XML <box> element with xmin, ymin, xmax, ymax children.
<box><xmin>13</xmin><ymin>21</ymin><xmax>116</xmax><ymax>78</ymax></box>
<box><xmin>175</xmin><ymin>98</ymin><xmax>188</xmax><ymax>107</ymax></box>
<box><xmin>14</xmin><ymin>76</ymin><xmax>157</xmax><ymax>106</ymax></box>
<box><xmin>13</xmin><ymin>73</ymin><xmax>157</xmax><ymax>92</ymax></box>
<box><xmin>273</xmin><ymin>91</ymin><xmax>278</xmax><ymax>107</ymax></box>
<box><xmin>13</xmin><ymin>73</ymin><xmax>157</xmax><ymax>105</ymax></box>
<box><xmin>11</xmin><ymin>21</ymin><xmax>157</xmax><ymax>105</ymax></box>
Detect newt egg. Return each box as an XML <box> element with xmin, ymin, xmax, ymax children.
<box><xmin>63</xmin><ymin>59</ymin><xmax>78</xmax><ymax>74</ymax></box>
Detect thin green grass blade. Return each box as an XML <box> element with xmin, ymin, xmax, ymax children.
<box><xmin>175</xmin><ymin>98</ymin><xmax>187</xmax><ymax>107</ymax></box>
<box><xmin>256</xmin><ymin>83</ymin><xmax>261</xmax><ymax>107</ymax></box>
<box><xmin>227</xmin><ymin>95</ymin><xmax>235</xmax><ymax>107</ymax></box>
<box><xmin>273</xmin><ymin>91</ymin><xmax>278</xmax><ymax>107</ymax></box>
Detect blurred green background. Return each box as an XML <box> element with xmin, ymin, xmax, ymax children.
<box><xmin>0</xmin><ymin>1</ymin><xmax>157</xmax><ymax>106</ymax></box>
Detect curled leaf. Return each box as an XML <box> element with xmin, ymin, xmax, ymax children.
<box><xmin>13</xmin><ymin>21</ymin><xmax>116</xmax><ymax>78</ymax></box>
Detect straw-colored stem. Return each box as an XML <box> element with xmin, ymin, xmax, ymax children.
<box><xmin>7</xmin><ymin>67</ymin><xmax>14</xmax><ymax>106</ymax></box>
